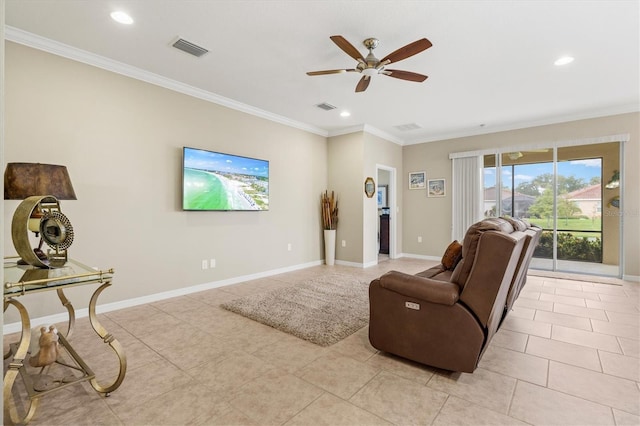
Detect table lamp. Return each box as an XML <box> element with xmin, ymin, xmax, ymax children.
<box><xmin>4</xmin><ymin>162</ymin><xmax>77</xmax><ymax>268</ymax></box>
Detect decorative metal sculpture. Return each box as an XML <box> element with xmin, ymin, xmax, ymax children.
<box><xmin>29</xmin><ymin>326</ymin><xmax>60</xmax><ymax>368</ymax></box>
<box><xmin>11</xmin><ymin>195</ymin><xmax>74</xmax><ymax>268</ymax></box>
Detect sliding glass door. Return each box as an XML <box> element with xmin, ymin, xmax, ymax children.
<box><xmin>483</xmin><ymin>142</ymin><xmax>621</xmax><ymax>277</ymax></box>
<box><xmin>553</xmin><ymin>144</ymin><xmax>620</xmax><ymax>275</ymax></box>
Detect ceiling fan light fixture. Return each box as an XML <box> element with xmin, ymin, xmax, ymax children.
<box><xmin>362</xmin><ymin>68</ymin><xmax>378</xmax><ymax>77</ymax></box>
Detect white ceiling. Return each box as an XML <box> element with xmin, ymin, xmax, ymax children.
<box><xmin>5</xmin><ymin>1</ymin><xmax>640</xmax><ymax>145</ymax></box>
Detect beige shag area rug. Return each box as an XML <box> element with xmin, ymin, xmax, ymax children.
<box><xmin>221</xmin><ymin>273</ymin><xmax>370</xmax><ymax>346</ymax></box>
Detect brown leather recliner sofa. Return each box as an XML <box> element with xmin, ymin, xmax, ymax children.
<box><xmin>368</xmin><ymin>217</ymin><xmax>541</xmax><ymax>373</ymax></box>
<box><xmin>500</xmin><ymin>217</ymin><xmax>542</xmax><ymax>325</ymax></box>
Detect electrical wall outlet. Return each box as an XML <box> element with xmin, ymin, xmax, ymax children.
<box><xmin>201</xmin><ymin>259</ymin><xmax>208</xmax><ymax>270</ymax></box>
<box><xmin>418</xmin><ymin>236</ymin><xmax>422</xmax><ymax>243</ymax></box>
<box><xmin>287</xmin><ymin>243</ymin><xmax>292</xmax><ymax>251</ymax></box>
<box><xmin>210</xmin><ymin>259</ymin><xmax>216</xmax><ymax>268</ymax></box>
<box><xmin>341</xmin><ymin>240</ymin><xmax>346</xmax><ymax>247</ymax></box>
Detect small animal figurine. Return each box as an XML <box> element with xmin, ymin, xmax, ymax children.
<box><xmin>29</xmin><ymin>325</ymin><xmax>60</xmax><ymax>368</ymax></box>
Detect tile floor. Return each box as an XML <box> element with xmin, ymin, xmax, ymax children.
<box><xmin>3</xmin><ymin>258</ymin><xmax>639</xmax><ymax>425</ymax></box>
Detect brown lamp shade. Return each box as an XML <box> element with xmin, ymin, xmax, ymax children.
<box><xmin>4</xmin><ymin>162</ymin><xmax>77</xmax><ymax>200</ymax></box>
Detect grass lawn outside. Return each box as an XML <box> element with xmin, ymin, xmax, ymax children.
<box><xmin>529</xmin><ymin>217</ymin><xmax>602</xmax><ymax>232</ymax></box>
<box><xmin>532</xmin><ymin>218</ymin><xmax>603</xmax><ymax>262</ymax></box>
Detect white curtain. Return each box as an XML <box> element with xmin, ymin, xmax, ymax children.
<box><xmin>451</xmin><ymin>155</ymin><xmax>483</xmax><ymax>242</ymax></box>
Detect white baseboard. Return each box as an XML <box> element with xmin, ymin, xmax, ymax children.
<box><xmin>334</xmin><ymin>259</ymin><xmax>384</xmax><ymax>268</ymax></box>
<box><xmin>400</xmin><ymin>253</ymin><xmax>441</xmax><ymax>261</ymax></box>
<box><xmin>334</xmin><ymin>259</ymin><xmax>363</xmax><ymax>268</ymax></box>
<box><xmin>8</xmin><ymin>257</ymin><xmax>634</xmax><ymax>335</ymax></box>
<box><xmin>3</xmin><ymin>260</ymin><xmax>323</xmax><ymax>335</ymax></box>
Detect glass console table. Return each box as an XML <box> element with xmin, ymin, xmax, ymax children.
<box><xmin>3</xmin><ymin>257</ymin><xmax>127</xmax><ymax>424</ymax></box>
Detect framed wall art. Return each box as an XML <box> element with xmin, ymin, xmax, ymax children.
<box><xmin>428</xmin><ymin>178</ymin><xmax>446</xmax><ymax>197</ymax></box>
<box><xmin>408</xmin><ymin>171</ymin><xmax>426</xmax><ymax>190</ymax></box>
<box><xmin>377</xmin><ymin>185</ymin><xmax>387</xmax><ymax>207</ymax></box>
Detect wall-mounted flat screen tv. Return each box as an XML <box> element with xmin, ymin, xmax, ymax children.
<box><xmin>182</xmin><ymin>147</ymin><xmax>269</xmax><ymax>211</ymax></box>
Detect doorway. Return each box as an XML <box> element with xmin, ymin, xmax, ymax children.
<box><xmin>376</xmin><ymin>165</ymin><xmax>396</xmax><ymax>262</ymax></box>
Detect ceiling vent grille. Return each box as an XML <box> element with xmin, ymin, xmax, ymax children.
<box><xmin>172</xmin><ymin>38</ymin><xmax>209</xmax><ymax>57</ymax></box>
<box><xmin>316</xmin><ymin>102</ymin><xmax>337</xmax><ymax>111</ymax></box>
<box><xmin>394</xmin><ymin>123</ymin><xmax>422</xmax><ymax>131</ymax></box>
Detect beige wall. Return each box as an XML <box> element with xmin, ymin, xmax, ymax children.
<box><xmin>4</xmin><ymin>41</ymin><xmax>639</xmax><ymax>327</ymax></box>
<box><xmin>402</xmin><ymin>113</ymin><xmax>640</xmax><ymax>278</ymax></box>
<box><xmin>4</xmin><ymin>42</ymin><xmax>328</xmax><ymax>321</ymax></box>
<box><xmin>326</xmin><ymin>131</ymin><xmax>403</xmax><ymax>265</ymax></box>
<box><xmin>363</xmin><ymin>132</ymin><xmax>403</xmax><ymax>264</ymax></box>
<box><xmin>403</xmin><ymin>141</ymin><xmax>452</xmax><ymax>257</ymax></box>
<box><xmin>327</xmin><ymin>132</ymin><xmax>363</xmax><ymax>264</ymax></box>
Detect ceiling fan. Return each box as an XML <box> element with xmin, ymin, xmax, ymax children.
<box><xmin>506</xmin><ymin>149</ymin><xmax>550</xmax><ymax>160</ymax></box>
<box><xmin>307</xmin><ymin>35</ymin><xmax>432</xmax><ymax>93</ymax></box>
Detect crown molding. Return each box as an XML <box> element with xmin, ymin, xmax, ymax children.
<box><xmin>327</xmin><ymin>124</ymin><xmax>405</xmax><ymax>145</ymax></box>
<box><xmin>5</xmin><ymin>26</ymin><xmax>329</xmax><ymax>138</ymax></box>
<box><xmin>362</xmin><ymin>124</ymin><xmax>405</xmax><ymax>145</ymax></box>
<box><xmin>403</xmin><ymin>104</ymin><xmax>640</xmax><ymax>145</ymax></box>
<box><xmin>327</xmin><ymin>124</ymin><xmax>367</xmax><ymax>138</ymax></box>
<box><xmin>7</xmin><ymin>27</ymin><xmax>636</xmax><ymax>147</ymax></box>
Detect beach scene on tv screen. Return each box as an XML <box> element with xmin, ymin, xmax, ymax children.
<box><xmin>183</xmin><ymin>148</ymin><xmax>269</xmax><ymax>210</ymax></box>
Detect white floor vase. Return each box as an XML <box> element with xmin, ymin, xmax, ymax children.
<box><xmin>324</xmin><ymin>229</ymin><xmax>336</xmax><ymax>265</ymax></box>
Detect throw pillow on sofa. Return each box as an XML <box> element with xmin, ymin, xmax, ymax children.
<box><xmin>441</xmin><ymin>240</ymin><xmax>463</xmax><ymax>270</ymax></box>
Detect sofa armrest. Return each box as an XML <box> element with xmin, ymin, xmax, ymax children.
<box><xmin>378</xmin><ymin>271</ymin><xmax>460</xmax><ymax>306</ymax></box>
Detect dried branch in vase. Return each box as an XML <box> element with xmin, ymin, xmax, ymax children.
<box><xmin>321</xmin><ymin>190</ymin><xmax>339</xmax><ymax>230</ymax></box>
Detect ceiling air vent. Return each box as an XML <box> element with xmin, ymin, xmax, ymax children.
<box><xmin>394</xmin><ymin>123</ymin><xmax>422</xmax><ymax>131</ymax></box>
<box><xmin>172</xmin><ymin>38</ymin><xmax>209</xmax><ymax>57</ymax></box>
<box><xmin>316</xmin><ymin>102</ymin><xmax>337</xmax><ymax>111</ymax></box>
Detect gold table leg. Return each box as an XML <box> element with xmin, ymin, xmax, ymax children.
<box><xmin>56</xmin><ymin>288</ymin><xmax>75</xmax><ymax>340</ymax></box>
<box><xmin>3</xmin><ymin>299</ymin><xmax>40</xmax><ymax>425</ymax></box>
<box><xmin>87</xmin><ymin>281</ymin><xmax>127</xmax><ymax>394</ymax></box>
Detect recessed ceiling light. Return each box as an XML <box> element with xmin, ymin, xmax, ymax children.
<box><xmin>340</xmin><ymin>111</ymin><xmax>351</xmax><ymax>117</ymax></box>
<box><xmin>554</xmin><ymin>56</ymin><xmax>574</xmax><ymax>66</ymax></box>
<box><xmin>111</xmin><ymin>11</ymin><xmax>134</xmax><ymax>25</ymax></box>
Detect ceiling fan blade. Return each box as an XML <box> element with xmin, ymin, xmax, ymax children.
<box><xmin>307</xmin><ymin>69</ymin><xmax>357</xmax><ymax>76</ymax></box>
<box><xmin>330</xmin><ymin>35</ymin><xmax>365</xmax><ymax>62</ymax></box>
<box><xmin>380</xmin><ymin>38</ymin><xmax>432</xmax><ymax>64</ymax></box>
<box><xmin>355</xmin><ymin>75</ymin><xmax>370</xmax><ymax>92</ymax></box>
<box><xmin>384</xmin><ymin>69</ymin><xmax>428</xmax><ymax>82</ymax></box>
